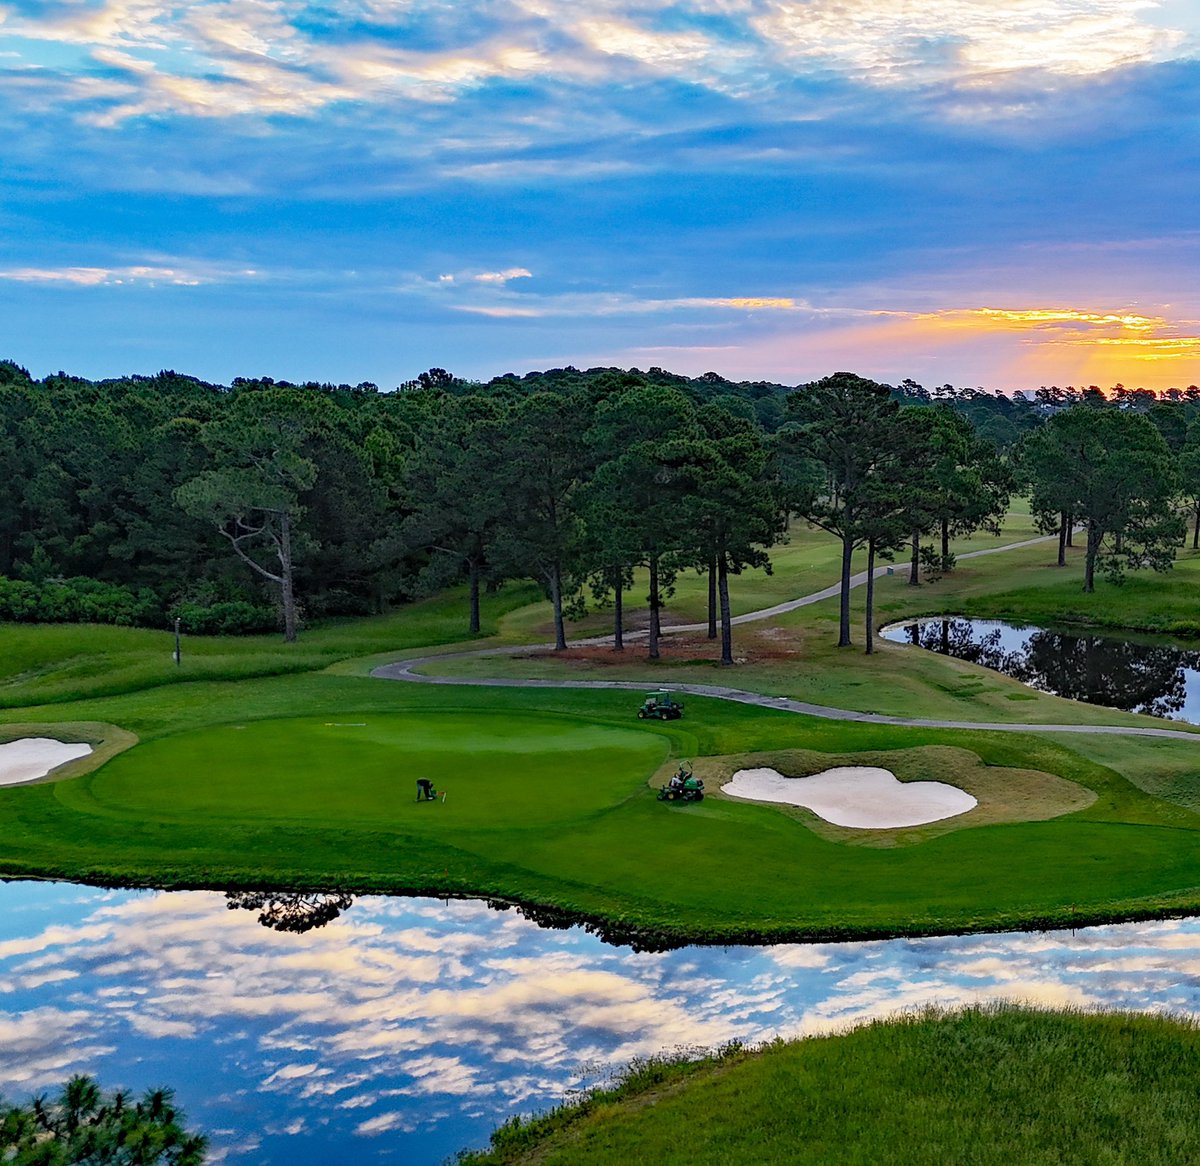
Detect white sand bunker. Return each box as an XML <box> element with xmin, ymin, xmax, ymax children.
<box><xmin>0</xmin><ymin>738</ymin><xmax>92</xmax><ymax>788</ymax></box>
<box><xmin>722</xmin><ymin>766</ymin><xmax>977</xmax><ymax>829</ymax></box>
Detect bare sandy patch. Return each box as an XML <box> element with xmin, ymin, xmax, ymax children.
<box><xmin>0</xmin><ymin>738</ymin><xmax>93</xmax><ymax>787</ymax></box>
<box><xmin>722</xmin><ymin>766</ymin><xmax>977</xmax><ymax>828</ymax></box>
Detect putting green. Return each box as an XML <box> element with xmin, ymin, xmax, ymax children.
<box><xmin>81</xmin><ymin>711</ymin><xmax>670</xmax><ymax>830</ymax></box>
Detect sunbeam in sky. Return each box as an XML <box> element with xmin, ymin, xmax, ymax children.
<box><xmin>4</xmin><ymin>0</ymin><xmax>1200</xmax><ymax>388</ymax></box>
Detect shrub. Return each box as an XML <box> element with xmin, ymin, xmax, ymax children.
<box><xmin>171</xmin><ymin>601</ymin><xmax>278</xmax><ymax>636</ymax></box>
<box><xmin>0</xmin><ymin>577</ymin><xmax>276</xmax><ymax>636</ymax></box>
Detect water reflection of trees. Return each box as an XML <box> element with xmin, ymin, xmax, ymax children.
<box><xmin>1019</xmin><ymin>634</ymin><xmax>1193</xmax><ymax>718</ymax></box>
<box><xmin>903</xmin><ymin>619</ymin><xmax>1029</xmax><ymax>677</ymax></box>
<box><xmin>896</xmin><ymin>618</ymin><xmax>1200</xmax><ymax>719</ymax></box>
<box><xmin>225</xmin><ymin>891</ymin><xmax>354</xmax><ymax>933</ymax></box>
<box><xmin>486</xmin><ymin>899</ymin><xmax>683</xmax><ymax>952</ymax></box>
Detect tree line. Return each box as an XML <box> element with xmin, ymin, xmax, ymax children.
<box><xmin>2</xmin><ymin>357</ymin><xmax>1198</xmax><ymax>657</ymax></box>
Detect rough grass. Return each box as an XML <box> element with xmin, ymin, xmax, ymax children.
<box><xmin>0</xmin><ymin>583</ymin><xmax>540</xmax><ymax>708</ymax></box>
<box><xmin>457</xmin><ymin>1005</ymin><xmax>1200</xmax><ymax>1166</ymax></box>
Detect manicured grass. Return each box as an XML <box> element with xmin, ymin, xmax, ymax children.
<box><xmin>460</xmin><ymin>1005</ymin><xmax>1200</xmax><ymax>1165</ymax></box>
<box><xmin>3</xmin><ymin>502</ymin><xmax>1200</xmax><ymax>941</ymax></box>
<box><xmin>4</xmin><ymin>677</ymin><xmax>1200</xmax><ymax>941</ymax></box>
<box><xmin>78</xmin><ymin>710</ymin><xmax>667</xmax><ymax>829</ymax></box>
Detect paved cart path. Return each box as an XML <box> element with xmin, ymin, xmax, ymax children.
<box><xmin>373</xmin><ymin>533</ymin><xmax>1200</xmax><ymax>742</ymax></box>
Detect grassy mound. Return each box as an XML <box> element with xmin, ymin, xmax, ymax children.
<box><xmin>460</xmin><ymin>1005</ymin><xmax>1200</xmax><ymax>1165</ymax></box>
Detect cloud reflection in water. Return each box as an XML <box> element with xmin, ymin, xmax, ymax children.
<box><xmin>2</xmin><ymin>884</ymin><xmax>1200</xmax><ymax>1163</ymax></box>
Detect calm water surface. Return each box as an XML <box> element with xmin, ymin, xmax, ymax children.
<box><xmin>882</xmin><ymin>616</ymin><xmax>1200</xmax><ymax>724</ymax></box>
<box><xmin>5</xmin><ymin>883</ymin><xmax>1200</xmax><ymax>1163</ymax></box>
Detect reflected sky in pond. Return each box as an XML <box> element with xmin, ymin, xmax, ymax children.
<box><xmin>882</xmin><ymin>617</ymin><xmax>1200</xmax><ymax>724</ymax></box>
<box><xmin>7</xmin><ymin>884</ymin><xmax>1200</xmax><ymax>1164</ymax></box>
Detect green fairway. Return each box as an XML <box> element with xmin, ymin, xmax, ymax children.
<box><xmin>3</xmin><ymin>504</ymin><xmax>1200</xmax><ymax>942</ymax></box>
<box><xmin>3</xmin><ymin>673</ymin><xmax>1200</xmax><ymax>942</ymax></box>
<box><xmin>460</xmin><ymin>1006</ymin><xmax>1200</xmax><ymax>1166</ymax></box>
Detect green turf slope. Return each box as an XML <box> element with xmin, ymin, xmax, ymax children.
<box><xmin>460</xmin><ymin>1006</ymin><xmax>1200</xmax><ymax>1166</ymax></box>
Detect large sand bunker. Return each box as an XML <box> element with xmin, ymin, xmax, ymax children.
<box><xmin>0</xmin><ymin>738</ymin><xmax>93</xmax><ymax>788</ymax></box>
<box><xmin>722</xmin><ymin>766</ymin><xmax>978</xmax><ymax>829</ymax></box>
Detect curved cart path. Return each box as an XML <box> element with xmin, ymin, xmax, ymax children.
<box><xmin>373</xmin><ymin>533</ymin><xmax>1200</xmax><ymax>743</ymax></box>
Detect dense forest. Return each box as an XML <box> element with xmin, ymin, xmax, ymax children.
<box><xmin>3</xmin><ymin>357</ymin><xmax>1199</xmax><ymax>656</ymax></box>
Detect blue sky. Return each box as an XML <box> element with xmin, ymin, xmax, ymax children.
<box><xmin>3</xmin><ymin>0</ymin><xmax>1200</xmax><ymax>389</ymax></box>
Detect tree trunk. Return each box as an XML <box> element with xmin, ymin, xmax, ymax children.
<box><xmin>468</xmin><ymin>559</ymin><xmax>481</xmax><ymax>635</ymax></box>
<box><xmin>707</xmin><ymin>554</ymin><xmax>718</xmax><ymax>640</ymax></box>
<box><xmin>1065</xmin><ymin>514</ymin><xmax>1074</xmax><ymax>547</ymax></box>
<box><xmin>718</xmin><ymin>551</ymin><xmax>733</xmax><ymax>666</ymax></box>
<box><xmin>549</xmin><ymin>561</ymin><xmax>566</xmax><ymax>650</ymax></box>
<box><xmin>1084</xmin><ymin>525</ymin><xmax>1101</xmax><ymax>593</ymax></box>
<box><xmin>838</xmin><ymin>533</ymin><xmax>853</xmax><ymax>647</ymax></box>
<box><xmin>909</xmin><ymin>529</ymin><xmax>920</xmax><ymax>585</ymax></box>
<box><xmin>280</xmin><ymin>510</ymin><xmax>297</xmax><ymax>643</ymax></box>
<box><xmin>612</xmin><ymin>565</ymin><xmax>624</xmax><ymax>651</ymax></box>
<box><xmin>648</xmin><ymin>554</ymin><xmax>661</xmax><ymax>660</ymax></box>
<box><xmin>1057</xmin><ymin>513</ymin><xmax>1068</xmax><ymax>567</ymax></box>
<box><xmin>940</xmin><ymin>515</ymin><xmax>950</xmax><ymax>565</ymax></box>
<box><xmin>865</xmin><ymin>539</ymin><xmax>876</xmax><ymax>655</ymax></box>
<box><xmin>1114</xmin><ymin>528</ymin><xmax>1124</xmax><ymax>554</ymax></box>
<box><xmin>1193</xmin><ymin>503</ymin><xmax>1200</xmax><ymax>551</ymax></box>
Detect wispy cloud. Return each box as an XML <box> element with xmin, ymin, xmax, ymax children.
<box><xmin>3</xmin><ymin>3</ymin><xmax>1200</xmax><ymax>387</ymax></box>
<box><xmin>472</xmin><ymin>267</ymin><xmax>532</xmax><ymax>284</ymax></box>
<box><xmin>0</xmin><ymin>261</ymin><xmax>260</xmax><ymax>286</ymax></box>
<box><xmin>3</xmin><ymin>0</ymin><xmax>1196</xmax><ymax>132</ymax></box>
<box><xmin>452</xmin><ymin>290</ymin><xmax>803</xmax><ymax>318</ymax></box>
<box><xmin>755</xmin><ymin>0</ymin><xmax>1188</xmax><ymax>86</ymax></box>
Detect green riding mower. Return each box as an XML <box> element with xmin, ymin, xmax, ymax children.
<box><xmin>657</xmin><ymin>763</ymin><xmax>704</xmax><ymax>803</ymax></box>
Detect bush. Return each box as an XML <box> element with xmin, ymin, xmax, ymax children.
<box><xmin>0</xmin><ymin>577</ymin><xmax>276</xmax><ymax>636</ymax></box>
<box><xmin>0</xmin><ymin>576</ymin><xmax>159</xmax><ymax>626</ymax></box>
<box><xmin>171</xmin><ymin>601</ymin><xmax>278</xmax><ymax>635</ymax></box>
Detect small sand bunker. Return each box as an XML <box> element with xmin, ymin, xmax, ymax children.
<box><xmin>722</xmin><ymin>766</ymin><xmax>978</xmax><ymax>829</ymax></box>
<box><xmin>0</xmin><ymin>738</ymin><xmax>92</xmax><ymax>788</ymax></box>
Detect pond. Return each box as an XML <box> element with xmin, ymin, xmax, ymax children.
<box><xmin>881</xmin><ymin>616</ymin><xmax>1200</xmax><ymax>724</ymax></box>
<box><xmin>6</xmin><ymin>882</ymin><xmax>1200</xmax><ymax>1164</ymax></box>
